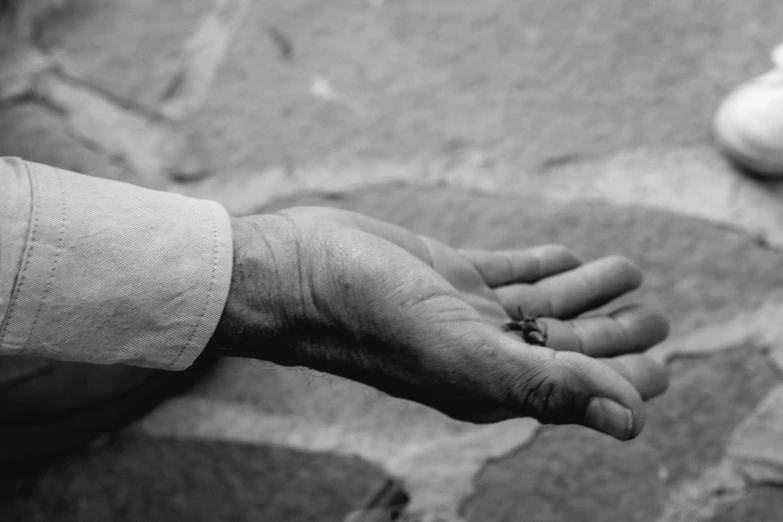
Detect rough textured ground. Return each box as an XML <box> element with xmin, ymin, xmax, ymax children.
<box><xmin>0</xmin><ymin>434</ymin><xmax>387</xmax><ymax>522</ymax></box>
<box><xmin>3</xmin><ymin>0</ymin><xmax>783</xmax><ymax>520</ymax></box>
<box><xmin>464</xmin><ymin>350</ymin><xmax>777</xmax><ymax>522</ymax></box>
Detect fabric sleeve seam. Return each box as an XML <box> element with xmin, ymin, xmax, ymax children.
<box><xmin>19</xmin><ymin>167</ymin><xmax>68</xmax><ymax>355</ymax></box>
<box><xmin>0</xmin><ymin>161</ymin><xmax>40</xmax><ymax>349</ymax></box>
<box><xmin>163</xmin><ymin>205</ymin><xmax>220</xmax><ymax>369</ymax></box>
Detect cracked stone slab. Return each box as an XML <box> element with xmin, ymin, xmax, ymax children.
<box><xmin>186</xmin><ymin>0</ymin><xmax>448</xmax><ymax>173</ymax></box>
<box><xmin>465</xmin><ymin>350</ymin><xmax>777</xmax><ymax>522</ymax></box>
<box><xmin>159</xmin><ymin>0</ymin><xmax>250</xmax><ymax>121</ymax></box>
<box><xmin>754</xmin><ymin>296</ymin><xmax>783</xmax><ymax>375</ymax></box>
<box><xmin>31</xmin><ymin>71</ymin><xmax>204</xmax><ymax>186</ymax></box>
<box><xmin>182</xmin><ymin>0</ymin><xmax>783</xmax><ymax>173</ymax></box>
<box><xmin>0</xmin><ymin>102</ymin><xmax>124</xmax><ymax>180</ymax></box>
<box><xmin>135</xmin><ymin>354</ymin><xmax>540</xmax><ymax>519</ymax></box>
<box><xmin>173</xmin><ymin>146</ymin><xmax>783</xmax><ymax>251</ymax></box>
<box><xmin>648</xmin><ymin>314</ymin><xmax>759</xmax><ymax>364</ymax></box>
<box><xmin>727</xmin><ymin>384</ymin><xmax>783</xmax><ymax>484</ymax></box>
<box><xmin>657</xmin><ymin>463</ymin><xmax>783</xmax><ymax>522</ymax></box>
<box><xmin>22</xmin><ymin>0</ymin><xmax>783</xmax><ymax>237</ymax></box>
<box><xmin>657</xmin><ymin>384</ymin><xmax>783</xmax><ymax>522</ymax></box>
<box><xmin>0</xmin><ymin>431</ymin><xmax>389</xmax><ymax>522</ymax></box>
<box><xmin>13</xmin><ymin>0</ymin><xmax>244</xmax><ymax>185</ymax></box>
<box><xmin>4</xmin><ymin>2</ymin><xmax>782</xmax><ymax>520</ymax></box>
<box><xmin>517</xmin><ymin>146</ymin><xmax>783</xmax><ymax>249</ymax></box>
<box><xmin>25</xmin><ymin>0</ymin><xmax>783</xmax><ymax>176</ymax></box>
<box><xmin>37</xmin><ymin>0</ymin><xmax>213</xmax><ymax>110</ymax></box>
<box><xmin>137</xmin><ymin>390</ymin><xmax>538</xmax><ymax>520</ymax></box>
<box><xmin>0</xmin><ymin>37</ymin><xmax>50</xmax><ymax>101</ymax></box>
<box><xmin>653</xmin><ymin>462</ymin><xmax>746</xmax><ymax>522</ymax></box>
<box><xmin>0</xmin><ymin>0</ymin><xmax>68</xmax><ymax>39</ymax></box>
<box><xmin>705</xmin><ymin>485</ymin><xmax>783</xmax><ymax>522</ymax></box>
<box><xmin>649</xmin><ymin>291</ymin><xmax>783</xmax><ymax>364</ymax></box>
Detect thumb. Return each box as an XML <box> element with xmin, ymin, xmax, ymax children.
<box><xmin>490</xmin><ymin>335</ymin><xmax>647</xmax><ymax>440</ymax></box>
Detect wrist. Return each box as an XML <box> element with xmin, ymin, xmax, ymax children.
<box><xmin>205</xmin><ymin>214</ymin><xmax>311</xmax><ymax>365</ymax></box>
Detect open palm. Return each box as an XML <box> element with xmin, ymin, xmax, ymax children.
<box><xmin>218</xmin><ymin>206</ymin><xmax>669</xmax><ymax>441</ymax></box>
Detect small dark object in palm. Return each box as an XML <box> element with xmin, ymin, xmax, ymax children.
<box><xmin>502</xmin><ymin>315</ymin><xmax>548</xmax><ymax>346</ymax></box>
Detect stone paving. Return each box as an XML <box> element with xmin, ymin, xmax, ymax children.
<box><xmin>3</xmin><ymin>0</ymin><xmax>783</xmax><ymax>520</ymax></box>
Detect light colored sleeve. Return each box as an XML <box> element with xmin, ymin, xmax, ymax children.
<box><xmin>0</xmin><ymin>157</ymin><xmax>233</xmax><ymax>370</ymax></box>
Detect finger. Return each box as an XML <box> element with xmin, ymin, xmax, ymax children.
<box><xmin>496</xmin><ymin>256</ymin><xmax>643</xmax><ymax>319</ymax></box>
<box><xmin>459</xmin><ymin>246</ymin><xmax>581</xmax><ymax>287</ymax></box>
<box><xmin>602</xmin><ymin>355</ymin><xmax>669</xmax><ymax>401</ymax></box>
<box><xmin>489</xmin><ymin>338</ymin><xmax>648</xmax><ymax>440</ymax></box>
<box><xmin>537</xmin><ymin>305</ymin><xmax>669</xmax><ymax>357</ymax></box>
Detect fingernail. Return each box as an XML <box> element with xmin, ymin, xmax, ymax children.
<box><xmin>585</xmin><ymin>398</ymin><xmax>633</xmax><ymax>441</ymax></box>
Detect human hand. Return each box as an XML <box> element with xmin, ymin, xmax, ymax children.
<box><xmin>208</xmin><ymin>206</ymin><xmax>669</xmax><ymax>441</ymax></box>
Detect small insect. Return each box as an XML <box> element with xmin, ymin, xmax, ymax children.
<box><xmin>502</xmin><ymin>313</ymin><xmax>548</xmax><ymax>346</ymax></box>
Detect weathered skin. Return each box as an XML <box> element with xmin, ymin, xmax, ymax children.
<box><xmin>207</xmin><ymin>206</ymin><xmax>669</xmax><ymax>441</ymax></box>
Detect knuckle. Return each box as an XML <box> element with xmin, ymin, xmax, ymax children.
<box><xmin>528</xmin><ymin>250</ymin><xmax>545</xmax><ymax>280</ymax></box>
<box><xmin>567</xmin><ymin>320</ymin><xmax>587</xmax><ymax>354</ymax></box>
<box><xmin>511</xmin><ymin>365</ymin><xmax>584</xmax><ymax>425</ymax></box>
<box><xmin>500</xmin><ymin>252</ymin><xmax>516</xmax><ymax>281</ymax></box>
<box><xmin>608</xmin><ymin>314</ymin><xmax>633</xmax><ymax>348</ymax></box>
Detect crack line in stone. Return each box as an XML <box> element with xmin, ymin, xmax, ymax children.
<box><xmin>158</xmin><ymin>0</ymin><xmax>249</xmax><ymax>121</ymax></box>
<box><xmin>49</xmin><ymin>61</ymin><xmax>165</xmax><ymax>122</ymax></box>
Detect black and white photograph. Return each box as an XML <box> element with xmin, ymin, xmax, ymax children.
<box><xmin>1</xmin><ymin>1</ymin><xmax>783</xmax><ymax>520</ymax></box>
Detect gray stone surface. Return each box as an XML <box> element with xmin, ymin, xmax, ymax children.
<box><xmin>38</xmin><ymin>0</ymin><xmax>212</xmax><ymax>110</ymax></box>
<box><xmin>728</xmin><ymin>385</ymin><xmax>783</xmax><ymax>484</ymax></box>
<box><xmin>650</xmin><ymin>292</ymin><xmax>783</xmax><ymax>364</ymax></box>
<box><xmin>465</xmin><ymin>350</ymin><xmax>776</xmax><ymax>522</ymax></box>
<box><xmin>0</xmin><ymin>101</ymin><xmax>124</xmax><ymax>179</ymax></box>
<box><xmin>707</xmin><ymin>486</ymin><xmax>783</xmax><ymax>522</ymax></box>
<box><xmin>0</xmin><ymin>432</ymin><xmax>388</xmax><ymax>522</ymax></box>
<box><xmin>174</xmin><ymin>145</ymin><xmax>783</xmax><ymax>250</ymax></box>
<box><xmin>653</xmin><ymin>462</ymin><xmax>746</xmax><ymax>522</ymax></box>
<box><xmin>33</xmin><ymin>72</ymin><xmax>204</xmax><ymax>186</ymax></box>
<box><xmin>185</xmin><ymin>0</ymin><xmax>783</xmax><ymax>175</ymax></box>
<box><xmin>0</xmin><ymin>38</ymin><xmax>48</xmax><ymax>101</ymax></box>
<box><xmin>5</xmin><ymin>0</ymin><xmax>783</xmax><ymax>520</ymax></box>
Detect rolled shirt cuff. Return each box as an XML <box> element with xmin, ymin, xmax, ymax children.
<box><xmin>0</xmin><ymin>158</ymin><xmax>233</xmax><ymax>370</ymax></box>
